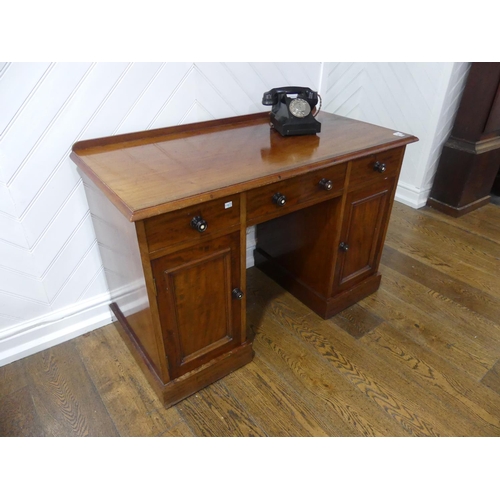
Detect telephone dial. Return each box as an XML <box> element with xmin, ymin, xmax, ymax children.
<box><xmin>262</xmin><ymin>86</ymin><xmax>321</xmax><ymax>137</ymax></box>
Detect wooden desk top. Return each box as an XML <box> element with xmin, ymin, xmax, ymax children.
<box><xmin>71</xmin><ymin>111</ymin><xmax>418</xmax><ymax>221</ymax></box>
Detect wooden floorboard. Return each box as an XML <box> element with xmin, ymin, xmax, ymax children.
<box><xmin>0</xmin><ymin>387</ymin><xmax>46</xmax><ymax>437</ymax></box>
<box><xmin>220</xmin><ymin>358</ymin><xmax>332</xmax><ymax>437</ymax></box>
<box><xmin>251</xmin><ymin>276</ymin><xmax>470</xmax><ymax>436</ymax></box>
<box><xmin>1</xmin><ymin>201</ymin><xmax>500</xmax><ymax>437</ymax></box>
<box><xmin>379</xmin><ymin>265</ymin><xmax>500</xmax><ymax>369</ymax></box>
<box><xmin>22</xmin><ymin>342</ymin><xmax>119</xmax><ymax>437</ymax></box>
<box><xmin>481</xmin><ymin>360</ymin><xmax>500</xmax><ymax>397</ymax></box>
<box><xmin>74</xmin><ymin>326</ymin><xmax>185</xmax><ymax>437</ymax></box>
<box><xmin>362</xmin><ymin>270</ymin><xmax>496</xmax><ymax>380</ymax></box>
<box><xmin>250</xmin><ymin>308</ymin><xmax>403</xmax><ymax>436</ymax></box>
<box><xmin>384</xmin><ymin>206</ymin><xmax>500</xmax><ymax>299</ymax></box>
<box><xmin>177</xmin><ymin>381</ymin><xmax>267</xmax><ymax>437</ymax></box>
<box><xmin>362</xmin><ymin>323</ymin><xmax>500</xmax><ymax>435</ymax></box>
<box><xmin>0</xmin><ymin>357</ymin><xmax>29</xmax><ymax>400</ymax></box>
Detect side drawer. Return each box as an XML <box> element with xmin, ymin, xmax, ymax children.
<box><xmin>144</xmin><ymin>196</ymin><xmax>240</xmax><ymax>254</ymax></box>
<box><xmin>349</xmin><ymin>147</ymin><xmax>404</xmax><ymax>189</ymax></box>
<box><xmin>247</xmin><ymin>163</ymin><xmax>347</xmax><ymax>225</ymax></box>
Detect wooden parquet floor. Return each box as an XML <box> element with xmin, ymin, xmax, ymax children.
<box><xmin>1</xmin><ymin>201</ymin><xmax>500</xmax><ymax>437</ymax></box>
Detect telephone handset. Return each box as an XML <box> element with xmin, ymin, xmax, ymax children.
<box><xmin>262</xmin><ymin>86</ymin><xmax>322</xmax><ymax>137</ymax></box>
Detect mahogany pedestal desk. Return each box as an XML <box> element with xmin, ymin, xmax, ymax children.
<box><xmin>71</xmin><ymin>112</ymin><xmax>417</xmax><ymax>407</ymax></box>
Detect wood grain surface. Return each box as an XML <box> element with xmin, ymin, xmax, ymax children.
<box><xmin>1</xmin><ymin>200</ymin><xmax>499</xmax><ymax>437</ymax></box>
<box><xmin>71</xmin><ymin>112</ymin><xmax>417</xmax><ymax>220</ymax></box>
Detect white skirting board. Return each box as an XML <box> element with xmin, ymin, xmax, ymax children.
<box><xmin>395</xmin><ymin>181</ymin><xmax>431</xmax><ymax>209</ymax></box>
<box><xmin>0</xmin><ymin>292</ymin><xmax>112</xmax><ymax>367</ymax></box>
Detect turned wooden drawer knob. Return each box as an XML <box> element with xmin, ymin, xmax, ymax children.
<box><xmin>373</xmin><ymin>161</ymin><xmax>386</xmax><ymax>173</ymax></box>
<box><xmin>232</xmin><ymin>288</ymin><xmax>244</xmax><ymax>300</ymax></box>
<box><xmin>272</xmin><ymin>192</ymin><xmax>287</xmax><ymax>206</ymax></box>
<box><xmin>319</xmin><ymin>178</ymin><xmax>333</xmax><ymax>191</ymax></box>
<box><xmin>339</xmin><ymin>241</ymin><xmax>349</xmax><ymax>252</ymax></box>
<box><xmin>190</xmin><ymin>215</ymin><xmax>208</xmax><ymax>232</ymax></box>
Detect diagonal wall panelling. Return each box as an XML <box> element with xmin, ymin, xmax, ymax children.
<box><xmin>115</xmin><ymin>63</ymin><xmax>192</xmax><ymax>134</ymax></box>
<box><xmin>323</xmin><ymin>62</ymin><xmax>365</xmax><ymax>118</ymax></box>
<box><xmin>0</xmin><ymin>62</ymin><xmax>52</xmax><ymax>140</ymax></box>
<box><xmin>1</xmin><ymin>63</ymin><xmax>92</xmax><ymax>193</ymax></box>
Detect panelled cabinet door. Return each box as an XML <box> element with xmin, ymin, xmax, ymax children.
<box><xmin>151</xmin><ymin>232</ymin><xmax>243</xmax><ymax>379</ymax></box>
<box><xmin>335</xmin><ymin>178</ymin><xmax>396</xmax><ymax>291</ymax></box>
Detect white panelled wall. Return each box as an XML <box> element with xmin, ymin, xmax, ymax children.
<box><xmin>0</xmin><ymin>62</ymin><xmax>469</xmax><ymax>366</ymax></box>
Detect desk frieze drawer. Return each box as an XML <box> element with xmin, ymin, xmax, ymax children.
<box><xmin>144</xmin><ymin>196</ymin><xmax>241</xmax><ymax>254</ymax></box>
<box><xmin>349</xmin><ymin>147</ymin><xmax>404</xmax><ymax>188</ymax></box>
<box><xmin>246</xmin><ymin>163</ymin><xmax>347</xmax><ymax>225</ymax></box>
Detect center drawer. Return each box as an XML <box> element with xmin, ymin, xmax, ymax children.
<box><xmin>246</xmin><ymin>162</ymin><xmax>347</xmax><ymax>225</ymax></box>
<box><xmin>144</xmin><ymin>196</ymin><xmax>240</xmax><ymax>254</ymax></box>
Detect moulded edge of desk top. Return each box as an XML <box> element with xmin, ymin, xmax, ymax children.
<box><xmin>71</xmin><ymin>112</ymin><xmax>418</xmax><ymax>222</ymax></box>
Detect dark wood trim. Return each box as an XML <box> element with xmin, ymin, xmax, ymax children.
<box><xmin>450</xmin><ymin>63</ymin><xmax>500</xmax><ymax>142</ymax></box>
<box><xmin>429</xmin><ymin>63</ymin><xmax>500</xmax><ymax>215</ymax></box>
<box><xmin>427</xmin><ymin>195</ymin><xmax>491</xmax><ymax>217</ymax></box>
<box><xmin>447</xmin><ymin>136</ymin><xmax>500</xmax><ymax>154</ymax></box>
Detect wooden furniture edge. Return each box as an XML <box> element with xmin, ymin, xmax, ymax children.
<box><xmin>71</xmin><ymin>112</ymin><xmax>417</xmax><ymax>222</ymax></box>
<box><xmin>72</xmin><ymin>112</ymin><xmax>271</xmax><ymax>154</ymax></box>
<box><xmin>160</xmin><ymin>343</ymin><xmax>254</xmax><ymax>408</ymax></box>
<box><xmin>110</xmin><ymin>302</ymin><xmax>166</xmax><ymax>398</ymax></box>
<box><xmin>446</xmin><ymin>135</ymin><xmax>500</xmax><ymax>154</ymax></box>
<box><xmin>134</xmin><ymin>220</ymin><xmax>171</xmax><ymax>381</ymax></box>
<box><xmin>239</xmin><ymin>193</ymin><xmax>247</xmax><ymax>343</ymax></box>
<box><xmin>72</xmin><ymin>112</ymin><xmax>417</xmax><ymax>155</ymax></box>
<box><xmin>324</xmin><ymin>274</ymin><xmax>382</xmax><ymax>319</ymax></box>
<box><xmin>111</xmin><ymin>301</ymin><xmax>254</xmax><ymax>407</ymax></box>
<box><xmin>74</xmin><ymin>159</ymin><xmax>135</xmax><ymax>221</ymax></box>
<box><xmin>123</xmin><ymin>138</ymin><xmax>417</xmax><ymax>222</ymax></box>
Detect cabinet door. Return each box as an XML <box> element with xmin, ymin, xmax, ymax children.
<box><xmin>151</xmin><ymin>232</ymin><xmax>243</xmax><ymax>379</ymax></box>
<box><xmin>334</xmin><ymin>178</ymin><xmax>395</xmax><ymax>291</ymax></box>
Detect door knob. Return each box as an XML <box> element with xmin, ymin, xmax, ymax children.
<box><xmin>272</xmin><ymin>192</ymin><xmax>287</xmax><ymax>206</ymax></box>
<box><xmin>190</xmin><ymin>215</ymin><xmax>208</xmax><ymax>232</ymax></box>
<box><xmin>319</xmin><ymin>178</ymin><xmax>333</xmax><ymax>191</ymax></box>
<box><xmin>339</xmin><ymin>242</ymin><xmax>349</xmax><ymax>252</ymax></box>
<box><xmin>373</xmin><ymin>161</ymin><xmax>386</xmax><ymax>173</ymax></box>
<box><xmin>232</xmin><ymin>288</ymin><xmax>244</xmax><ymax>300</ymax></box>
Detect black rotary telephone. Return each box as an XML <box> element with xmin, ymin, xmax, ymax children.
<box><xmin>262</xmin><ymin>86</ymin><xmax>322</xmax><ymax>137</ymax></box>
